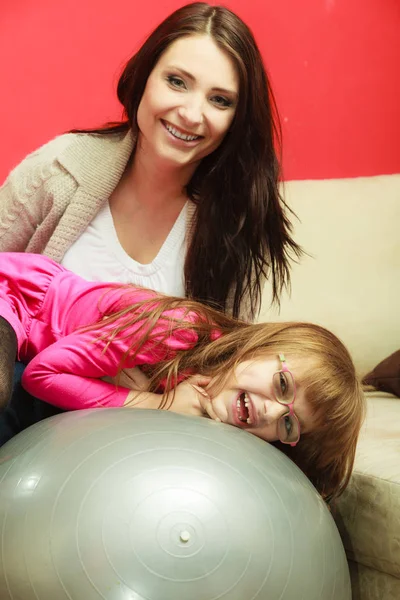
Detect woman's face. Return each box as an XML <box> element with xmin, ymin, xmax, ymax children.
<box><xmin>207</xmin><ymin>355</ymin><xmax>316</xmax><ymax>444</ymax></box>
<box><xmin>136</xmin><ymin>34</ymin><xmax>239</xmax><ymax>172</ymax></box>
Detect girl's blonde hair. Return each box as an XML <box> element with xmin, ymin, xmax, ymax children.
<box><xmin>91</xmin><ymin>291</ymin><xmax>365</xmax><ymax>502</ymax></box>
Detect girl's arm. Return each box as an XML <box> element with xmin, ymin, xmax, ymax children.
<box><xmin>22</xmin><ymin>331</ymin><xmax>132</xmax><ymax>409</ymax></box>
<box><xmin>21</xmin><ymin>320</ymin><xmax>199</xmax><ymax>410</ymax></box>
<box><xmin>124</xmin><ymin>376</ymin><xmax>220</xmax><ymax>421</ymax></box>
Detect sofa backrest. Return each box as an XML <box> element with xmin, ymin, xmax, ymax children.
<box><xmin>259</xmin><ymin>174</ymin><xmax>400</xmax><ymax>376</ymax></box>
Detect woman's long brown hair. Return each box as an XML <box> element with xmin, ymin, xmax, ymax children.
<box><xmin>71</xmin><ymin>2</ymin><xmax>302</xmax><ymax>320</ymax></box>
<box><xmin>88</xmin><ymin>289</ymin><xmax>365</xmax><ymax>502</ymax></box>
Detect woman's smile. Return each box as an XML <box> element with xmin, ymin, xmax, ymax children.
<box><xmin>161</xmin><ymin>119</ymin><xmax>204</xmax><ymax>145</ymax></box>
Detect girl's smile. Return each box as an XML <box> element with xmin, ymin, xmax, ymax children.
<box><xmin>233</xmin><ymin>392</ymin><xmax>257</xmax><ymax>427</ymax></box>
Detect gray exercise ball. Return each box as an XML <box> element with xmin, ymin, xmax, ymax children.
<box><xmin>0</xmin><ymin>409</ymin><xmax>351</xmax><ymax>600</ymax></box>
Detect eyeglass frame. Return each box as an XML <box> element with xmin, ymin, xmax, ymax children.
<box><xmin>274</xmin><ymin>353</ymin><xmax>301</xmax><ymax>447</ymax></box>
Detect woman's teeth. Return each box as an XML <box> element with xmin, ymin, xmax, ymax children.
<box><xmin>165</xmin><ymin>122</ymin><xmax>200</xmax><ymax>141</ymax></box>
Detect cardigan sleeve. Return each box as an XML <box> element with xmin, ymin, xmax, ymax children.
<box><xmin>0</xmin><ymin>137</ymin><xmax>77</xmax><ymax>253</ymax></box>
<box><xmin>21</xmin><ymin>315</ymin><xmax>199</xmax><ymax>410</ymax></box>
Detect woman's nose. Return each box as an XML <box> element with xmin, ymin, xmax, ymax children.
<box><xmin>177</xmin><ymin>97</ymin><xmax>204</xmax><ymax>126</ymax></box>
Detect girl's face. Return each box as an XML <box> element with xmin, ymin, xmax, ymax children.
<box><xmin>136</xmin><ymin>34</ymin><xmax>239</xmax><ymax>172</ymax></box>
<box><xmin>208</xmin><ymin>355</ymin><xmax>316</xmax><ymax>443</ymax></box>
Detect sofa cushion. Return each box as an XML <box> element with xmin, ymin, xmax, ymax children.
<box><xmin>335</xmin><ymin>392</ymin><xmax>400</xmax><ymax>578</ymax></box>
<box><xmin>258</xmin><ymin>175</ymin><xmax>400</xmax><ymax>376</ymax></box>
<box><xmin>363</xmin><ymin>349</ymin><xmax>400</xmax><ymax>397</ymax></box>
<box><xmin>348</xmin><ymin>560</ymin><xmax>400</xmax><ymax>600</ymax></box>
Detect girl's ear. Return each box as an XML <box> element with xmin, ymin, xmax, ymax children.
<box><xmin>189</xmin><ymin>384</ymin><xmax>210</xmax><ymax>398</ymax></box>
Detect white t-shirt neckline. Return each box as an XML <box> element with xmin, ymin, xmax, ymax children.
<box><xmin>101</xmin><ymin>200</ymin><xmax>188</xmax><ymax>275</ymax></box>
<box><xmin>61</xmin><ymin>200</ymin><xmax>189</xmax><ymax>297</ymax></box>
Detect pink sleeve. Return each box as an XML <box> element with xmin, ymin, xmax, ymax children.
<box><xmin>21</xmin><ymin>315</ymin><xmax>199</xmax><ymax>410</ymax></box>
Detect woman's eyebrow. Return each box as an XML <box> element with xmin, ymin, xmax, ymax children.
<box><xmin>166</xmin><ymin>65</ymin><xmax>238</xmax><ymax>98</ymax></box>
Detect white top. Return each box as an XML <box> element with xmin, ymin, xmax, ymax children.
<box><xmin>61</xmin><ymin>200</ymin><xmax>187</xmax><ymax>296</ymax></box>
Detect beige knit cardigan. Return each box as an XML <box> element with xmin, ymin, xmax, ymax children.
<box><xmin>0</xmin><ymin>130</ymin><xmax>195</xmax><ymax>260</ymax></box>
<box><xmin>0</xmin><ymin>131</ymin><xmax>256</xmax><ymax>319</ymax></box>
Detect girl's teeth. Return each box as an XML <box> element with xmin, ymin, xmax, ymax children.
<box><xmin>237</xmin><ymin>394</ymin><xmax>252</xmax><ymax>424</ymax></box>
<box><xmin>165</xmin><ymin>123</ymin><xmax>199</xmax><ymax>141</ymax></box>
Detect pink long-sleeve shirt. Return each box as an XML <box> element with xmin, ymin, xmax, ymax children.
<box><xmin>0</xmin><ymin>253</ymin><xmax>199</xmax><ymax>409</ymax></box>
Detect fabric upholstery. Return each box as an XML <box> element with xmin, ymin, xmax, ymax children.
<box><xmin>335</xmin><ymin>393</ymin><xmax>400</xmax><ymax>592</ymax></box>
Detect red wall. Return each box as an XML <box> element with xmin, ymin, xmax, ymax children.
<box><xmin>1</xmin><ymin>0</ymin><xmax>399</xmax><ymax>182</ymax></box>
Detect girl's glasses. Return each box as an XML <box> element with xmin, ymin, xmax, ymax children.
<box><xmin>272</xmin><ymin>353</ymin><xmax>300</xmax><ymax>447</ymax></box>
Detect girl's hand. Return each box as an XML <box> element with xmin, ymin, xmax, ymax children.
<box><xmin>123</xmin><ymin>373</ymin><xmax>221</xmax><ymax>422</ymax></box>
<box><xmin>102</xmin><ymin>367</ymin><xmax>150</xmax><ymax>391</ymax></box>
<box><xmin>168</xmin><ymin>376</ymin><xmax>221</xmax><ymax>422</ymax></box>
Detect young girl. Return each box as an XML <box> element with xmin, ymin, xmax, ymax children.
<box><xmin>0</xmin><ymin>253</ymin><xmax>365</xmax><ymax>502</ymax></box>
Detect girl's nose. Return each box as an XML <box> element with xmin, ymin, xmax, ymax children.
<box><xmin>261</xmin><ymin>399</ymin><xmax>288</xmax><ymax>424</ymax></box>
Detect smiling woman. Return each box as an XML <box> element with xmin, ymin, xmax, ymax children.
<box><xmin>0</xmin><ymin>1</ymin><xmax>300</xmax><ymax>319</ymax></box>
<box><xmin>136</xmin><ymin>35</ymin><xmax>239</xmax><ymax>169</ymax></box>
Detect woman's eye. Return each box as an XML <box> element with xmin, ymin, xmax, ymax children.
<box><xmin>211</xmin><ymin>95</ymin><xmax>233</xmax><ymax>108</ymax></box>
<box><xmin>167</xmin><ymin>75</ymin><xmax>186</xmax><ymax>89</ymax></box>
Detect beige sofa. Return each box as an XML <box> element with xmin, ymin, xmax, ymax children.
<box><xmin>259</xmin><ymin>174</ymin><xmax>400</xmax><ymax>599</ymax></box>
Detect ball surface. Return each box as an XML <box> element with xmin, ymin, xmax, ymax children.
<box><xmin>0</xmin><ymin>409</ymin><xmax>351</xmax><ymax>599</ymax></box>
